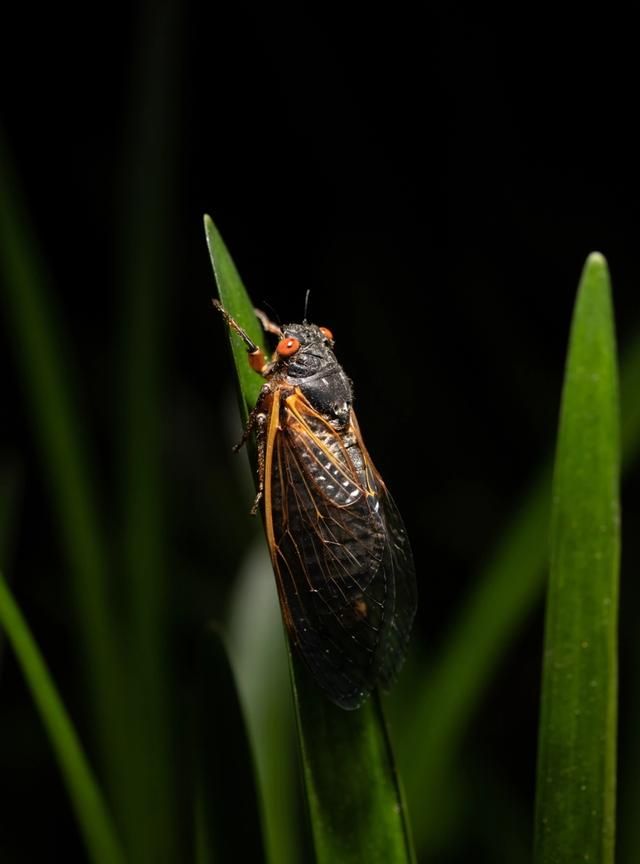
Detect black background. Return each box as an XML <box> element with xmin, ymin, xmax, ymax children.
<box><xmin>2</xmin><ymin>4</ymin><xmax>640</xmax><ymax>862</ymax></box>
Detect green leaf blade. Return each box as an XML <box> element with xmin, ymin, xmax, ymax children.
<box><xmin>0</xmin><ymin>130</ymin><xmax>128</xmax><ymax>813</ymax></box>
<box><xmin>204</xmin><ymin>218</ymin><xmax>415</xmax><ymax>864</ymax></box>
<box><xmin>293</xmin><ymin>662</ymin><xmax>414</xmax><ymax>864</ymax></box>
<box><xmin>534</xmin><ymin>253</ymin><xmax>620</xmax><ymax>863</ymax></box>
<box><xmin>398</xmin><ymin>305</ymin><xmax>640</xmax><ymax>858</ymax></box>
<box><xmin>227</xmin><ymin>544</ymin><xmax>301</xmax><ymax>864</ymax></box>
<box><xmin>0</xmin><ymin>574</ymin><xmax>125</xmax><ymax>864</ymax></box>
<box><xmin>204</xmin><ymin>215</ymin><xmax>266</xmax><ymax>415</ymax></box>
<box><xmin>114</xmin><ymin>8</ymin><xmax>179</xmax><ymax>858</ymax></box>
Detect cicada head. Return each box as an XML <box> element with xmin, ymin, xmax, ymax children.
<box><xmin>273</xmin><ymin>322</ymin><xmax>351</xmax><ymax>424</ymax></box>
<box><xmin>274</xmin><ymin>323</ymin><xmax>336</xmax><ymax>378</ymax></box>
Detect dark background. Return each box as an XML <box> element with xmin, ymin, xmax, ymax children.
<box><xmin>2</xmin><ymin>4</ymin><xmax>640</xmax><ymax>862</ymax></box>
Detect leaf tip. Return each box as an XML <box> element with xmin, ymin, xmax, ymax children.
<box><xmin>585</xmin><ymin>250</ymin><xmax>608</xmax><ymax>271</ymax></box>
<box><xmin>203</xmin><ymin>213</ymin><xmax>216</xmax><ymax>244</ymax></box>
<box><xmin>578</xmin><ymin>251</ymin><xmax>612</xmax><ymax>306</ymax></box>
<box><xmin>203</xmin><ymin>216</ymin><xmax>225</xmax><ymax>290</ymax></box>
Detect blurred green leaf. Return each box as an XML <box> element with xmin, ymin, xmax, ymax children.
<box><xmin>534</xmin><ymin>253</ymin><xmax>619</xmax><ymax>863</ymax></box>
<box><xmin>205</xmin><ymin>217</ymin><xmax>415</xmax><ymax>864</ymax></box>
<box><xmin>227</xmin><ymin>542</ymin><xmax>301</xmax><ymax>864</ymax></box>
<box><xmin>0</xmin><ymin>131</ymin><xmax>126</xmax><ymax>798</ymax></box>
<box><xmin>0</xmin><ymin>459</ymin><xmax>22</xmax><ymax>674</ymax></box>
<box><xmin>0</xmin><ymin>573</ymin><xmax>125</xmax><ymax>864</ymax></box>
<box><xmin>195</xmin><ymin>626</ymin><xmax>266</xmax><ymax>863</ymax></box>
<box><xmin>115</xmin><ymin>4</ymin><xmax>178</xmax><ymax>859</ymax></box>
<box><xmin>0</xmin><ymin>459</ymin><xmax>22</xmax><ymax>574</ymax></box>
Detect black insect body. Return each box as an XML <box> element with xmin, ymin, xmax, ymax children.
<box><xmin>215</xmin><ymin>302</ymin><xmax>417</xmax><ymax>709</ymax></box>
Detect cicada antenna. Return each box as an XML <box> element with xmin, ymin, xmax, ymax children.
<box><xmin>303</xmin><ymin>289</ymin><xmax>311</xmax><ymax>324</ymax></box>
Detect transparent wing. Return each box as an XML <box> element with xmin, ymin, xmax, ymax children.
<box><xmin>349</xmin><ymin>412</ymin><xmax>417</xmax><ymax>690</ymax></box>
<box><xmin>265</xmin><ymin>392</ymin><xmax>416</xmax><ymax>708</ymax></box>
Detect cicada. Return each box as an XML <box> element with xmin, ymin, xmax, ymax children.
<box><xmin>215</xmin><ymin>300</ymin><xmax>417</xmax><ymax>709</ymax></box>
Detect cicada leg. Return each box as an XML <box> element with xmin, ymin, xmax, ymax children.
<box><xmin>212</xmin><ymin>299</ymin><xmax>269</xmax><ymax>373</ymax></box>
<box><xmin>233</xmin><ymin>384</ymin><xmax>272</xmax><ymax>515</ymax></box>
<box><xmin>250</xmin><ymin>412</ymin><xmax>268</xmax><ymax>515</ymax></box>
<box><xmin>254</xmin><ymin>307</ymin><xmax>282</xmax><ymax>336</ymax></box>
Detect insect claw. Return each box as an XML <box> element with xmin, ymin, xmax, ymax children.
<box><xmin>250</xmin><ymin>491</ymin><xmax>263</xmax><ymax>515</ymax></box>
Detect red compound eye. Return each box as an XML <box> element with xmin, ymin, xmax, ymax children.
<box><xmin>319</xmin><ymin>326</ymin><xmax>334</xmax><ymax>341</ymax></box>
<box><xmin>277</xmin><ymin>336</ymin><xmax>301</xmax><ymax>357</ymax></box>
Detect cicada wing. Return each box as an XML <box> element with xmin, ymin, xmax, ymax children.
<box><xmin>265</xmin><ymin>393</ymin><xmax>392</xmax><ymax>708</ymax></box>
<box><xmin>373</xmin><ymin>485</ymin><xmax>417</xmax><ymax>689</ymax></box>
<box><xmin>352</xmin><ymin>412</ymin><xmax>417</xmax><ymax>690</ymax></box>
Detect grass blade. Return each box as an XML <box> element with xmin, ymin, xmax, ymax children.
<box><xmin>0</xmin><ymin>573</ymin><xmax>125</xmax><ymax>864</ymax></box>
<box><xmin>115</xmin><ymin>5</ymin><xmax>178</xmax><ymax>858</ymax></box>
<box><xmin>205</xmin><ymin>216</ymin><xmax>415</xmax><ymax>863</ymax></box>
<box><xmin>534</xmin><ymin>253</ymin><xmax>620</xmax><ymax>863</ymax></box>
<box><xmin>293</xmin><ymin>659</ymin><xmax>414</xmax><ymax>863</ymax></box>
<box><xmin>399</xmin><ymin>322</ymin><xmax>640</xmax><ymax>857</ymax></box>
<box><xmin>195</xmin><ymin>626</ymin><xmax>266</xmax><ymax>863</ymax></box>
<box><xmin>204</xmin><ymin>216</ymin><xmax>266</xmax><ymax>418</ymax></box>
<box><xmin>0</xmin><ymin>132</ymin><xmax>126</xmax><ymax>793</ymax></box>
<box><xmin>0</xmin><ymin>459</ymin><xmax>22</xmax><ymax>573</ymax></box>
<box><xmin>206</xmin><ymin>217</ymin><xmax>298</xmax><ymax>864</ymax></box>
<box><xmin>0</xmin><ymin>459</ymin><xmax>22</xmax><ymax>674</ymax></box>
<box><xmin>227</xmin><ymin>542</ymin><xmax>301</xmax><ymax>864</ymax></box>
